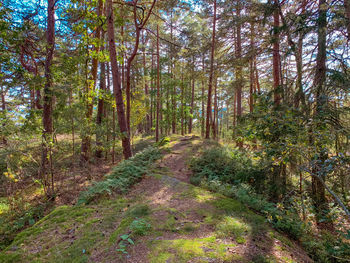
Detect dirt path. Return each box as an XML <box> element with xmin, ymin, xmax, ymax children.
<box><xmin>122</xmin><ymin>137</ymin><xmax>313</xmax><ymax>263</ymax></box>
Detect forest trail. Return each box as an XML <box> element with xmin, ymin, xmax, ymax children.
<box><xmin>121</xmin><ymin>136</ymin><xmax>312</xmax><ymax>263</ymax></box>
<box><xmin>0</xmin><ymin>137</ymin><xmax>312</xmax><ymax>263</ymax></box>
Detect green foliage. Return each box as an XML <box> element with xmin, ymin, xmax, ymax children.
<box><xmin>78</xmin><ymin>146</ymin><xmax>161</xmax><ymax>204</ymax></box>
<box><xmin>189</xmin><ymin>146</ymin><xmax>265</xmax><ymax>192</ymax></box>
<box><xmin>155</xmin><ymin>136</ymin><xmax>170</xmax><ymax>147</ymax></box>
<box><xmin>0</xmin><ymin>199</ymin><xmax>50</xmax><ymax>250</ymax></box>
<box><xmin>129</xmin><ymin>218</ymin><xmax>151</xmax><ymax>236</ymax></box>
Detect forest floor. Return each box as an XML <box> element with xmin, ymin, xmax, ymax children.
<box><xmin>0</xmin><ymin>136</ymin><xmax>313</xmax><ymax>263</ymax></box>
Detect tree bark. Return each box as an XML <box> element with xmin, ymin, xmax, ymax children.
<box><xmin>95</xmin><ymin>47</ymin><xmax>106</xmax><ymax>158</ymax></box>
<box><xmin>273</xmin><ymin>0</ymin><xmax>281</xmax><ymax>105</ymax></box>
<box><xmin>142</xmin><ymin>31</ymin><xmax>151</xmax><ymax>133</ymax></box>
<box><xmin>1</xmin><ymin>87</ymin><xmax>7</xmax><ymax>145</ymax></box>
<box><xmin>107</xmin><ymin>0</ymin><xmax>132</xmax><ymax>159</ymax></box>
<box><xmin>156</xmin><ymin>24</ymin><xmax>160</xmax><ymax>142</ymax></box>
<box><xmin>312</xmin><ymin>0</ymin><xmax>328</xmax><ymax>224</ymax></box>
<box><xmin>189</xmin><ymin>56</ymin><xmax>195</xmax><ymax>134</ymax></box>
<box><xmin>205</xmin><ymin>0</ymin><xmax>216</xmax><ymax>139</ymax></box>
<box><xmin>41</xmin><ymin>0</ymin><xmax>55</xmax><ymax>197</ymax></box>
<box><xmin>181</xmin><ymin>69</ymin><xmax>184</xmax><ymax>136</ymax></box>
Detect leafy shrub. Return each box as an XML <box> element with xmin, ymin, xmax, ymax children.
<box><xmin>189</xmin><ymin>146</ymin><xmax>266</xmax><ymax>192</ymax></box>
<box><xmin>78</xmin><ymin>146</ymin><xmax>161</xmax><ymax>205</ymax></box>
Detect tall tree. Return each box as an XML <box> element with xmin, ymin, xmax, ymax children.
<box><xmin>107</xmin><ymin>0</ymin><xmax>132</xmax><ymax>159</ymax></box>
<box><xmin>312</xmin><ymin>0</ymin><xmax>328</xmax><ymax>223</ymax></box>
<box><xmin>205</xmin><ymin>0</ymin><xmax>216</xmax><ymax>139</ymax></box>
<box><xmin>273</xmin><ymin>0</ymin><xmax>281</xmax><ymax>105</ymax></box>
<box><xmin>156</xmin><ymin>23</ymin><xmax>160</xmax><ymax>142</ymax></box>
<box><xmin>41</xmin><ymin>0</ymin><xmax>56</xmax><ymax>197</ymax></box>
<box><xmin>125</xmin><ymin>0</ymin><xmax>156</xmax><ymax>133</ymax></box>
<box><xmin>81</xmin><ymin>0</ymin><xmax>103</xmax><ymax>163</ymax></box>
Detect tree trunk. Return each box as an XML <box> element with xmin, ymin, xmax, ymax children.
<box><xmin>201</xmin><ymin>55</ymin><xmax>205</xmax><ymax>137</ymax></box>
<box><xmin>142</xmin><ymin>31</ymin><xmax>151</xmax><ymax>133</ymax></box>
<box><xmin>205</xmin><ymin>0</ymin><xmax>216</xmax><ymax>139</ymax></box>
<box><xmin>95</xmin><ymin>49</ymin><xmax>106</xmax><ymax>158</ymax></box>
<box><xmin>235</xmin><ymin>3</ymin><xmax>243</xmax><ymax>147</ymax></box>
<box><xmin>107</xmin><ymin>0</ymin><xmax>132</xmax><ymax>159</ymax></box>
<box><xmin>273</xmin><ymin>0</ymin><xmax>281</xmax><ymax>105</ymax></box>
<box><xmin>81</xmin><ymin>0</ymin><xmax>103</xmax><ymax>163</ymax></box>
<box><xmin>1</xmin><ymin>87</ymin><xmax>7</xmax><ymax>145</ymax></box>
<box><xmin>41</xmin><ymin>0</ymin><xmax>55</xmax><ymax>197</ymax></box>
<box><xmin>181</xmin><ymin>69</ymin><xmax>184</xmax><ymax>136</ymax></box>
<box><xmin>156</xmin><ymin>24</ymin><xmax>160</xmax><ymax>142</ymax></box>
<box><xmin>189</xmin><ymin>56</ymin><xmax>195</xmax><ymax>134</ymax></box>
<box><xmin>249</xmin><ymin>22</ymin><xmax>255</xmax><ymax>113</ymax></box>
<box><xmin>312</xmin><ymin>0</ymin><xmax>329</xmax><ymax>224</ymax></box>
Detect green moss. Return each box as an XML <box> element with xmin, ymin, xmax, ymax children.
<box><xmin>178</xmin><ymin>185</ymin><xmax>219</xmax><ymax>202</ymax></box>
<box><xmin>149</xmin><ymin>236</ymin><xmax>236</xmax><ymax>263</ymax></box>
<box><xmin>48</xmin><ymin>231</ymin><xmax>103</xmax><ymax>263</ymax></box>
<box><xmin>0</xmin><ymin>252</ymin><xmax>23</xmax><ymax>263</ymax></box>
<box><xmin>212</xmin><ymin>197</ymin><xmax>246</xmax><ymax>214</ymax></box>
<box><xmin>149</xmin><ymin>252</ymin><xmax>175</xmax><ymax>263</ymax></box>
<box><xmin>126</xmin><ymin>204</ymin><xmax>151</xmax><ymax>218</ymax></box>
<box><xmin>215</xmin><ymin>216</ymin><xmax>250</xmax><ymax>243</ymax></box>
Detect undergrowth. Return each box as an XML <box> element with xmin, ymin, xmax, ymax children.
<box><xmin>78</xmin><ymin>146</ymin><xmax>161</xmax><ymax>205</ymax></box>
<box><xmin>190</xmin><ymin>146</ymin><xmax>350</xmax><ymax>263</ymax></box>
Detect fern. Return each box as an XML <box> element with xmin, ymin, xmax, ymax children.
<box><xmin>78</xmin><ymin>146</ymin><xmax>161</xmax><ymax>205</ymax></box>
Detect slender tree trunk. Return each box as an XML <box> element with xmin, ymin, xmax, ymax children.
<box><xmin>69</xmin><ymin>89</ymin><xmax>74</xmax><ymax>156</ymax></box>
<box><xmin>236</xmin><ymin>2</ymin><xmax>242</xmax><ymax>120</ymax></box>
<box><xmin>1</xmin><ymin>87</ymin><xmax>7</xmax><ymax>145</ymax></box>
<box><xmin>107</xmin><ymin>0</ymin><xmax>132</xmax><ymax>159</ymax></box>
<box><xmin>142</xmin><ymin>31</ymin><xmax>151</xmax><ymax>133</ymax></box>
<box><xmin>212</xmin><ymin>75</ymin><xmax>217</xmax><ymax>139</ymax></box>
<box><xmin>181</xmin><ymin>69</ymin><xmax>184</xmax><ymax>136</ymax></box>
<box><xmin>201</xmin><ymin>55</ymin><xmax>205</xmax><ymax>137</ymax></box>
<box><xmin>312</xmin><ymin>0</ymin><xmax>329</xmax><ymax>224</ymax></box>
<box><xmin>81</xmin><ymin>0</ymin><xmax>103</xmax><ymax>163</ymax></box>
<box><xmin>95</xmin><ymin>48</ymin><xmax>106</xmax><ymax>158</ymax></box>
<box><xmin>189</xmin><ymin>56</ymin><xmax>195</xmax><ymax>134</ymax></box>
<box><xmin>170</xmin><ymin>12</ymin><xmax>176</xmax><ymax>134</ymax></box>
<box><xmin>41</xmin><ymin>0</ymin><xmax>55</xmax><ymax>197</ymax></box>
<box><xmin>249</xmin><ymin>22</ymin><xmax>255</xmax><ymax>113</ymax></box>
<box><xmin>273</xmin><ymin>0</ymin><xmax>281</xmax><ymax>105</ymax></box>
<box><xmin>150</xmin><ymin>49</ymin><xmax>154</xmax><ymax>131</ymax></box>
<box><xmin>254</xmin><ymin>57</ymin><xmax>260</xmax><ymax>93</ymax></box>
<box><xmin>205</xmin><ymin>0</ymin><xmax>216</xmax><ymax>139</ymax></box>
<box><xmin>156</xmin><ymin>24</ymin><xmax>160</xmax><ymax>142</ymax></box>
<box><xmin>295</xmin><ymin>0</ymin><xmax>306</xmax><ymax>108</ymax></box>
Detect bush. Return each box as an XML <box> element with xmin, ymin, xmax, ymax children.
<box><xmin>189</xmin><ymin>146</ymin><xmax>266</xmax><ymax>192</ymax></box>
<box><xmin>77</xmin><ymin>146</ymin><xmax>161</xmax><ymax>205</ymax></box>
